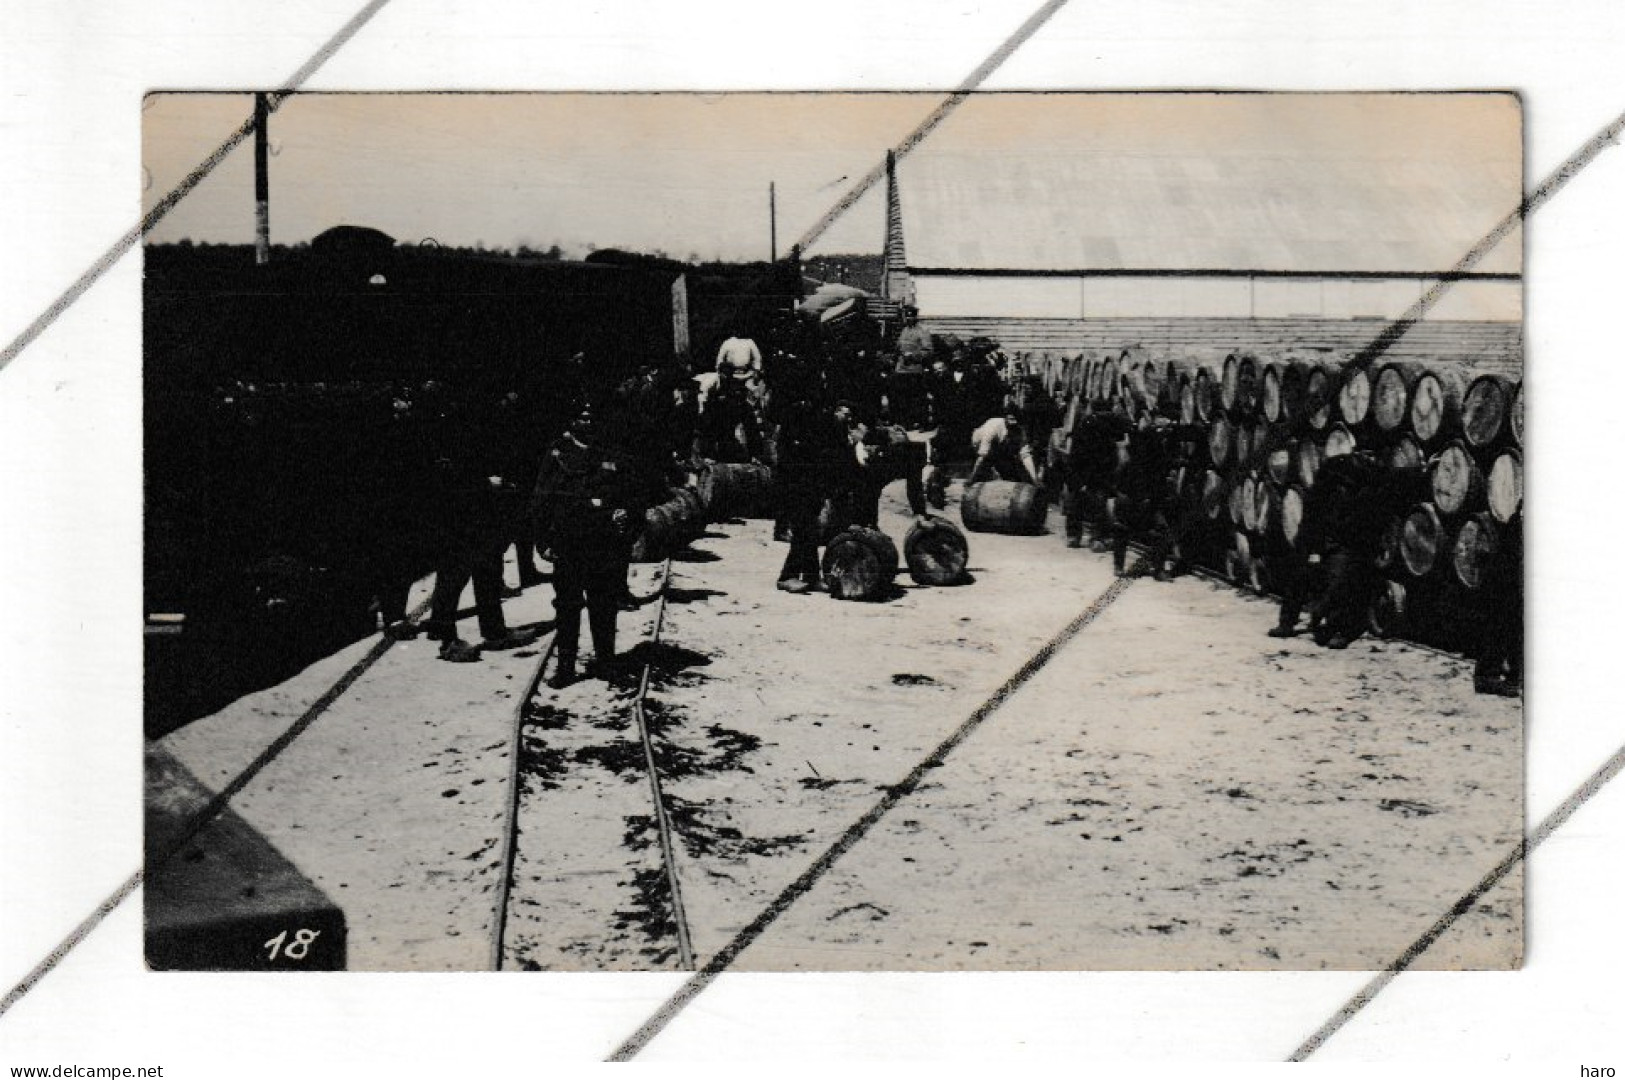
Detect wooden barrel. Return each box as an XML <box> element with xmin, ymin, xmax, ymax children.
<box><xmin>1508</xmin><ymin>380</ymin><xmax>1523</xmax><ymax>448</ymax></box>
<box><xmin>1487</xmin><ymin>448</ymin><xmax>1523</xmax><ymax>524</ymax></box>
<box><xmin>1462</xmin><ymin>374</ymin><xmax>1512</xmax><ymax>449</ymax></box>
<box><xmin>1208</xmin><ymin>414</ymin><xmax>1234</xmax><ymax>469</ymax></box>
<box><xmin>1140</xmin><ymin>354</ymin><xmax>1165</xmax><ymax>406</ymax></box>
<box><xmin>1253</xmin><ymin>480</ymin><xmax>1284</xmax><ymax>543</ymax></box>
<box><xmin>1408</xmin><ymin>366</ymin><xmax>1466</xmax><ymax>446</ymax></box>
<box><xmin>1281</xmin><ymin>485</ymin><xmax>1307</xmax><ymax>549</ymax></box>
<box><xmin>1387</xmin><ymin>434</ymin><xmax>1424</xmax><ymax>472</ymax></box>
<box><xmin>960</xmin><ymin>480</ymin><xmax>1047</xmax><ymax>535</ymax></box>
<box><xmin>1229</xmin><ymin>475</ymin><xmax>1251</xmax><ymax>528</ymax></box>
<box><xmin>1220</xmin><ymin>353</ymin><xmax>1242</xmax><ymax>414</ymax></box>
<box><xmin>1450</xmin><ymin>512</ymin><xmax>1500</xmax><ymax>590</ymax></box>
<box><xmin>1201</xmin><ymin>469</ymin><xmax>1227</xmax><ymax>520</ymax></box>
<box><xmin>1374</xmin><ymin>515</ymin><xmax>1404</xmax><ymax>574</ymax></box>
<box><xmin>1230</xmin><ymin>420</ymin><xmax>1251</xmax><ymax>467</ymax></box>
<box><xmin>903</xmin><ymin>517</ymin><xmax>969</xmax><ymax>586</ymax></box>
<box><xmin>1178</xmin><ymin>373</ymin><xmax>1197</xmax><ymax>425</ymax></box>
<box><xmin>1279</xmin><ymin>362</ymin><xmax>1310</xmax><ymax>426</ymax></box>
<box><xmin>1372</xmin><ymin>360</ymin><xmax>1426</xmax><ymax>433</ymax></box>
<box><xmin>1236</xmin><ymin>354</ymin><xmax>1261</xmax><ymax>417</ymax></box>
<box><xmin>1243</xmin><ymin>420</ymin><xmax>1268</xmax><ymax>466</ymax></box>
<box><xmin>1294</xmin><ymin>436</ymin><xmax>1324</xmax><ymax>489</ymax></box>
<box><xmin>822</xmin><ymin>526</ymin><xmax>899</xmax><ymax>601</ymax></box>
<box><xmin>1400</xmin><ymin>503</ymin><xmax>1445</xmax><ymax>577</ymax></box>
<box><xmin>1368</xmin><ymin>579</ymin><xmax>1410</xmax><ymax>638</ymax></box>
<box><xmin>1122</xmin><ymin>355</ymin><xmax>1144</xmax><ymax>405</ymax></box>
<box><xmin>1097</xmin><ymin>354</ymin><xmax>1121</xmax><ymax>403</ymax></box>
<box><xmin>698</xmin><ymin>461</ymin><xmax>774</xmax><ymax>520</ymax></box>
<box><xmin>1239</xmin><ymin>473</ymin><xmax>1261</xmax><ymax>532</ymax></box>
<box><xmin>1324</xmin><ymin>423</ymin><xmax>1357</xmax><ymax>459</ymax></box>
<box><xmin>1430</xmin><ymin>440</ymin><xmax>1484</xmax><ymax>515</ymax></box>
<box><xmin>1265</xmin><ymin>442</ymin><xmax>1293</xmax><ymax>485</ymax></box>
<box><xmin>1194</xmin><ymin>366</ymin><xmax>1220</xmax><ymax>423</ymax></box>
<box><xmin>1336</xmin><ymin>364</ymin><xmax>1372</xmax><ymax>426</ymax></box>
<box><xmin>633</xmin><ymin>488</ymin><xmax>705</xmax><ymax>561</ymax></box>
<box><xmin>1260</xmin><ymin>362</ymin><xmax>1285</xmax><ymax>423</ymax></box>
<box><xmin>1304</xmin><ymin>363</ymin><xmax>1338</xmax><ymax>432</ymax></box>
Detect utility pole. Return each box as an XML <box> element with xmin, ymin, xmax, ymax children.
<box><xmin>769</xmin><ymin>181</ymin><xmax>777</xmax><ymax>262</ymax></box>
<box><xmin>253</xmin><ymin>92</ymin><xmax>271</xmax><ymax>265</ymax></box>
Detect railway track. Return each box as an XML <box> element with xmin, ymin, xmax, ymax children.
<box><xmin>491</xmin><ymin>509</ymin><xmax>1136</xmax><ymax>975</ymax></box>
<box><xmin>493</xmin><ymin>555</ymin><xmax>700</xmax><ymax>971</ymax></box>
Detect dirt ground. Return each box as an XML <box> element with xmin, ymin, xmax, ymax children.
<box><xmin>154</xmin><ymin>479</ymin><xmax>1521</xmax><ymax>972</ymax></box>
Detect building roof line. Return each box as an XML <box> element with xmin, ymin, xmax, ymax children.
<box><xmin>906</xmin><ymin>266</ymin><xmax>1521</xmax><ymax>281</ymax></box>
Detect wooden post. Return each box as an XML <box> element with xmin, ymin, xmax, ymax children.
<box><xmin>254</xmin><ymin>93</ymin><xmax>270</xmax><ymax>265</ymax></box>
<box><xmin>769</xmin><ymin>181</ymin><xmax>777</xmax><ymax>263</ymax></box>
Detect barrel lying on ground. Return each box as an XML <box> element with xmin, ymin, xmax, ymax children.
<box><xmin>631</xmin><ymin>487</ymin><xmax>705</xmax><ymax>562</ymax></box>
<box><xmin>696</xmin><ymin>461</ymin><xmax>774</xmax><ymax>521</ymax></box>
<box><xmin>960</xmin><ymin>480</ymin><xmax>1047</xmax><ymax>535</ymax></box>
<box><xmin>903</xmin><ymin>516</ymin><xmax>970</xmax><ymax>585</ymax></box>
<box><xmin>822</xmin><ymin>526</ymin><xmax>900</xmax><ymax>601</ymax></box>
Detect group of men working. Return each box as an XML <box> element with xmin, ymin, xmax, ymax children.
<box><xmin>366</xmin><ymin>306</ymin><xmax>1520</xmax><ymax>701</ymax></box>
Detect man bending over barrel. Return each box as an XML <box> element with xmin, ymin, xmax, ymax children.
<box><xmin>967</xmin><ymin>401</ymin><xmax>1040</xmax><ymax>488</ymax></box>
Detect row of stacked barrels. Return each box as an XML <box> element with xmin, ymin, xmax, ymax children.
<box><xmin>1036</xmin><ymin>347</ymin><xmax>1523</xmax><ymax>643</ymax></box>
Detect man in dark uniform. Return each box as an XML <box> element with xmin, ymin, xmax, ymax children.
<box><xmin>1066</xmin><ymin>402</ymin><xmax>1132</xmax><ymax>551</ymax></box>
<box><xmin>1473</xmin><ymin>513</ymin><xmax>1522</xmax><ymax>696</ymax></box>
<box><xmin>1110</xmin><ymin>415</ymin><xmax>1176</xmax><ymax>578</ymax></box>
<box><xmin>923</xmin><ymin>355</ymin><xmax>976</xmax><ymax>508</ymax></box>
<box><xmin>1269</xmin><ymin>450</ymin><xmax>1403</xmax><ymax>648</ymax></box>
<box><xmin>532</xmin><ymin>406</ymin><xmax>647</xmax><ymax>688</ymax></box>
<box><xmin>774</xmin><ymin>382</ymin><xmax>855</xmax><ymax>594</ymax></box>
<box><xmin>421</xmin><ymin>391</ymin><xmax>540</xmax><ymax>662</ymax></box>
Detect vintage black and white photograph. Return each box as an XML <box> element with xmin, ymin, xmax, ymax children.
<box><xmin>137</xmin><ymin>89</ymin><xmax>1526</xmax><ymax>976</ymax></box>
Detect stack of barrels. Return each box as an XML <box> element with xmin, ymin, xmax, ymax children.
<box><xmin>1035</xmin><ymin>347</ymin><xmax>1522</xmax><ymax>645</ymax></box>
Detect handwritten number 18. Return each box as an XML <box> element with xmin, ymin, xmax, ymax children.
<box><xmin>263</xmin><ymin>928</ymin><xmax>321</xmax><ymax>961</ymax></box>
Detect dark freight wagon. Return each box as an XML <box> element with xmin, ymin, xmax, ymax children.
<box><xmin>143</xmin><ymin>228</ymin><xmax>798</xmax><ymax>732</ymax></box>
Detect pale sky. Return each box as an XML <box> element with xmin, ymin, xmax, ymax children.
<box><xmin>142</xmin><ymin>92</ymin><xmax>1521</xmax><ymax>268</ymax></box>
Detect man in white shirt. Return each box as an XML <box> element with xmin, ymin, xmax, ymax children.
<box><xmin>715</xmin><ymin>333</ymin><xmax>763</xmax><ymax>384</ymax></box>
<box><xmin>967</xmin><ymin>405</ymin><xmax>1039</xmax><ymax>487</ymax></box>
<box><xmin>708</xmin><ymin>330</ymin><xmax>764</xmax><ymax>461</ymax></box>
